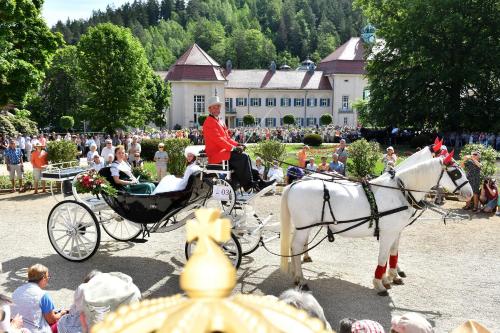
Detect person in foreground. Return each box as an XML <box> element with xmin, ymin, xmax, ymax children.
<box><xmin>278</xmin><ymin>289</ymin><xmax>331</xmax><ymax>330</ymax></box>
<box><xmin>152</xmin><ymin>149</ymin><xmax>201</xmax><ymax>194</ymax></box>
<box><xmin>12</xmin><ymin>264</ymin><xmax>67</xmax><ymax>333</ymax></box>
<box><xmin>202</xmin><ymin>95</ymin><xmax>274</xmax><ymax>192</ymax></box>
<box><xmin>110</xmin><ymin>145</ymin><xmax>155</xmax><ymax>194</ymax></box>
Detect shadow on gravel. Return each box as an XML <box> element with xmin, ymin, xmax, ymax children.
<box><xmin>257</xmin><ymin>269</ymin><xmax>393</xmax><ymax>330</ymax></box>
<box><xmin>1</xmin><ymin>252</ymin><xmax>175</xmax><ymax>299</ymax></box>
<box><xmin>0</xmin><ymin>193</ymin><xmax>53</xmax><ymax>202</ymax></box>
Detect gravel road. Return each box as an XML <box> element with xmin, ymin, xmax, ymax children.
<box><xmin>0</xmin><ymin>191</ymin><xmax>499</xmax><ymax>332</ymax></box>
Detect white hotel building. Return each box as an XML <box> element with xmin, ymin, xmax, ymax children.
<box><xmin>164</xmin><ymin>37</ymin><xmax>369</xmax><ymax>129</ymax></box>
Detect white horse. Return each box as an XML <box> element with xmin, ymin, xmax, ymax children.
<box><xmin>280</xmin><ymin>153</ymin><xmax>472</xmax><ymax>295</ymax></box>
<box><xmin>301</xmin><ymin>140</ymin><xmax>442</xmax><ymax>277</ymax></box>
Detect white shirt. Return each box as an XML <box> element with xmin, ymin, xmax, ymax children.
<box><xmin>267</xmin><ymin>167</ymin><xmax>284</xmax><ymax>181</ymax></box>
<box><xmin>101</xmin><ymin>146</ymin><xmax>115</xmax><ymax>160</ymax></box>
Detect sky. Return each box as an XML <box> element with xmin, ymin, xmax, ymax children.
<box><xmin>42</xmin><ymin>0</ymin><xmax>132</xmax><ymax>27</ymax></box>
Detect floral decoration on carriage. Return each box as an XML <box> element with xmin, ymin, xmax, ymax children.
<box><xmin>74</xmin><ymin>169</ymin><xmax>117</xmax><ymax>197</ymax></box>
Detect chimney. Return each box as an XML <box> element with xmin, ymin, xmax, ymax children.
<box><xmin>226</xmin><ymin>60</ymin><xmax>232</xmax><ymax>74</ymax></box>
<box><xmin>269</xmin><ymin>60</ymin><xmax>276</xmax><ymax>73</ymax></box>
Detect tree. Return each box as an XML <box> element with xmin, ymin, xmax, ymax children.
<box><xmin>0</xmin><ymin>113</ymin><xmax>18</xmax><ymax>136</ymax></box>
<box><xmin>197</xmin><ymin>114</ymin><xmax>207</xmax><ymax>126</ymax></box>
<box><xmin>59</xmin><ymin>116</ymin><xmax>75</xmax><ymax>131</ymax></box>
<box><xmin>277</xmin><ymin>51</ymin><xmax>300</xmax><ymax>69</ymax></box>
<box><xmin>227</xmin><ymin>29</ymin><xmax>276</xmax><ymax>69</ymax></box>
<box><xmin>186</xmin><ymin>18</ymin><xmax>227</xmax><ymax>63</ymax></box>
<box><xmin>283</xmin><ymin>114</ymin><xmax>295</xmax><ymax>126</ymax></box>
<box><xmin>0</xmin><ymin>0</ymin><xmax>62</xmax><ymax>107</ymax></box>
<box><xmin>160</xmin><ymin>0</ymin><xmax>173</xmax><ymax>20</ymax></box>
<box><xmin>355</xmin><ymin>0</ymin><xmax>500</xmax><ymax>131</ymax></box>
<box><xmin>352</xmin><ymin>98</ymin><xmax>370</xmax><ymax>126</ymax></box>
<box><xmin>146</xmin><ymin>74</ymin><xmax>170</xmax><ymax>127</ymax></box>
<box><xmin>243</xmin><ymin>114</ymin><xmax>256</xmax><ymax>126</ymax></box>
<box><xmin>77</xmin><ymin>23</ymin><xmax>154</xmax><ymax>132</ymax></box>
<box><xmin>319</xmin><ymin>114</ymin><xmax>333</xmax><ymax>126</ymax></box>
<box><xmin>32</xmin><ymin>46</ymin><xmax>83</xmax><ymax>128</ymax></box>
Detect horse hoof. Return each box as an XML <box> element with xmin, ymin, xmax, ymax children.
<box><xmin>398</xmin><ymin>271</ymin><xmax>407</xmax><ymax>278</ymax></box>
<box><xmin>299</xmin><ymin>284</ymin><xmax>311</xmax><ymax>292</ymax></box>
<box><xmin>393</xmin><ymin>277</ymin><xmax>404</xmax><ymax>285</ymax></box>
<box><xmin>302</xmin><ymin>256</ymin><xmax>313</xmax><ymax>263</ymax></box>
<box><xmin>383</xmin><ymin>283</ymin><xmax>392</xmax><ymax>290</ymax></box>
<box><xmin>377</xmin><ymin>290</ymin><xmax>389</xmax><ymax>297</ymax></box>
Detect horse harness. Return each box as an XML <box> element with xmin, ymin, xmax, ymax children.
<box><xmin>295</xmin><ymin>180</ymin><xmax>410</xmax><ymax>241</ymax></box>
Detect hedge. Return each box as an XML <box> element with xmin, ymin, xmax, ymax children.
<box><xmin>139</xmin><ymin>138</ymin><xmax>191</xmax><ymax>176</ymax></box>
<box><xmin>303</xmin><ymin>133</ymin><xmax>323</xmax><ymax>146</ymax></box>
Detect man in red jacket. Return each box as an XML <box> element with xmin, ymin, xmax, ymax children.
<box><xmin>203</xmin><ymin>96</ymin><xmax>274</xmax><ymax>191</ymax></box>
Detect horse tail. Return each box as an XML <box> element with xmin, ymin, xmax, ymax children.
<box><xmin>280</xmin><ymin>184</ymin><xmax>292</xmax><ymax>273</ymax></box>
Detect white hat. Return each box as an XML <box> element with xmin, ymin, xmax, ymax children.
<box><xmin>207</xmin><ymin>96</ymin><xmax>222</xmax><ymax>108</ymax></box>
<box><xmin>80</xmin><ymin>272</ymin><xmax>141</xmax><ymax>326</ymax></box>
<box><xmin>387</xmin><ymin>146</ymin><xmax>394</xmax><ymax>151</ymax></box>
<box><xmin>391</xmin><ymin>312</ymin><xmax>433</xmax><ymax>333</ymax></box>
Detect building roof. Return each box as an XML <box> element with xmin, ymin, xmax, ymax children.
<box><xmin>165</xmin><ymin>43</ymin><xmax>226</xmax><ymax>82</ymax></box>
<box><xmin>174</xmin><ymin>43</ymin><xmax>220</xmax><ymax>66</ymax></box>
<box><xmin>318</xmin><ymin>37</ymin><xmax>366</xmax><ymax>75</ymax></box>
<box><xmin>225</xmin><ymin>69</ymin><xmax>332</xmax><ymax>90</ymax></box>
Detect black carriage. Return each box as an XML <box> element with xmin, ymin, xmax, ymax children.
<box><xmin>46</xmin><ymin>166</ymin><xmax>242</xmax><ymax>266</ymax></box>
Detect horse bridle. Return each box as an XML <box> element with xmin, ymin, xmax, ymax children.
<box><xmin>437</xmin><ymin>164</ymin><xmax>470</xmax><ymax>194</ymax></box>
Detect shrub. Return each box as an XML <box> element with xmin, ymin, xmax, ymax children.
<box><xmin>8</xmin><ymin>115</ymin><xmax>38</xmax><ymax>136</ymax></box>
<box><xmin>410</xmin><ymin>134</ymin><xmax>432</xmax><ymax>148</ymax></box>
<box><xmin>139</xmin><ymin>138</ymin><xmax>191</xmax><ymax>176</ymax></box>
<box><xmin>0</xmin><ymin>115</ymin><xmax>17</xmax><ymax>136</ymax></box>
<box><xmin>243</xmin><ymin>114</ymin><xmax>255</xmax><ymax>126</ymax></box>
<box><xmin>460</xmin><ymin>144</ymin><xmax>498</xmax><ymax>181</ymax></box>
<box><xmin>46</xmin><ymin>140</ymin><xmax>78</xmax><ymax>164</ymax></box>
<box><xmin>198</xmin><ymin>114</ymin><xmax>208</xmax><ymax>126</ymax></box>
<box><xmin>319</xmin><ymin>113</ymin><xmax>333</xmax><ymax>126</ymax></box>
<box><xmin>283</xmin><ymin>114</ymin><xmax>295</xmax><ymax>126</ymax></box>
<box><xmin>250</xmin><ymin>140</ymin><xmax>287</xmax><ymax>168</ymax></box>
<box><xmin>59</xmin><ymin>116</ymin><xmax>75</xmax><ymax>130</ymax></box>
<box><xmin>303</xmin><ymin>133</ymin><xmax>323</xmax><ymax>147</ymax></box>
<box><xmin>347</xmin><ymin>138</ymin><xmax>381</xmax><ymax>177</ymax></box>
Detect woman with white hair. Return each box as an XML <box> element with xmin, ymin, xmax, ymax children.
<box><xmin>86</xmin><ymin>144</ymin><xmax>98</xmax><ymax>164</ymax></box>
<box><xmin>278</xmin><ymin>289</ymin><xmax>331</xmax><ymax>330</ymax></box>
<box><xmin>152</xmin><ymin>149</ymin><xmax>201</xmax><ymax>194</ymax></box>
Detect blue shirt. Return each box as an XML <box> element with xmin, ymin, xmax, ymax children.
<box><xmin>5</xmin><ymin>147</ymin><xmax>22</xmax><ymax>164</ymax></box>
<box><xmin>40</xmin><ymin>293</ymin><xmax>55</xmax><ymax>314</ymax></box>
<box><xmin>329</xmin><ymin>161</ymin><xmax>345</xmax><ymax>174</ymax></box>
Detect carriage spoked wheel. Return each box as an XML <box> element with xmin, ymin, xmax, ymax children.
<box><xmin>185</xmin><ymin>233</ymin><xmax>242</xmax><ymax>269</ymax></box>
<box><xmin>98</xmin><ymin>209</ymin><xmax>143</xmax><ymax>241</ymax></box>
<box><xmin>229</xmin><ymin>204</ymin><xmax>264</xmax><ymax>255</ymax></box>
<box><xmin>203</xmin><ymin>178</ymin><xmax>236</xmax><ymax>216</ymax></box>
<box><xmin>47</xmin><ymin>200</ymin><xmax>100</xmax><ymax>262</ymax></box>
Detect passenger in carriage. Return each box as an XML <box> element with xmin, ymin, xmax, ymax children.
<box><xmin>202</xmin><ymin>95</ymin><xmax>275</xmax><ymax>192</ymax></box>
<box><xmin>152</xmin><ymin>150</ymin><xmax>201</xmax><ymax>194</ymax></box>
<box><xmin>110</xmin><ymin>146</ymin><xmax>155</xmax><ymax>194</ymax></box>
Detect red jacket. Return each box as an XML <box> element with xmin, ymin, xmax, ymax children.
<box><xmin>203</xmin><ymin>115</ymin><xmax>238</xmax><ymax>163</ymax></box>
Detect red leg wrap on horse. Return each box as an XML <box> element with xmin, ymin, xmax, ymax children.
<box><xmin>375</xmin><ymin>264</ymin><xmax>387</xmax><ymax>279</ymax></box>
<box><xmin>389</xmin><ymin>254</ymin><xmax>398</xmax><ymax>269</ymax></box>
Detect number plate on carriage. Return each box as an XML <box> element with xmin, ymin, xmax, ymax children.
<box><xmin>212</xmin><ymin>185</ymin><xmax>232</xmax><ymax>200</ymax></box>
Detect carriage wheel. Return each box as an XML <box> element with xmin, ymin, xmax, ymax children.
<box><xmin>204</xmin><ymin>178</ymin><xmax>236</xmax><ymax>216</ymax></box>
<box><xmin>47</xmin><ymin>200</ymin><xmax>100</xmax><ymax>262</ymax></box>
<box><xmin>99</xmin><ymin>209</ymin><xmax>143</xmax><ymax>241</ymax></box>
<box><xmin>230</xmin><ymin>204</ymin><xmax>263</xmax><ymax>255</ymax></box>
<box><xmin>185</xmin><ymin>233</ymin><xmax>242</xmax><ymax>269</ymax></box>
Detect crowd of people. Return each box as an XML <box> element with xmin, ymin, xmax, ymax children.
<box><xmin>0</xmin><ymin>263</ymin><xmax>492</xmax><ymax>333</ymax></box>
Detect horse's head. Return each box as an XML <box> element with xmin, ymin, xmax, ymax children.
<box><xmin>438</xmin><ymin>151</ymin><xmax>473</xmax><ymax>201</ymax></box>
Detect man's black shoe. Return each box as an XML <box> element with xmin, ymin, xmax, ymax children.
<box><xmin>258</xmin><ymin>179</ymin><xmax>276</xmax><ymax>190</ymax></box>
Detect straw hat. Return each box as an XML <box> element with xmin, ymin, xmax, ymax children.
<box><xmin>451</xmin><ymin>320</ymin><xmax>491</xmax><ymax>333</ymax></box>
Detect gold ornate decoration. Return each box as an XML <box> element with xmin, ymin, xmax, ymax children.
<box><xmin>92</xmin><ymin>208</ymin><xmax>331</xmax><ymax>333</ymax></box>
